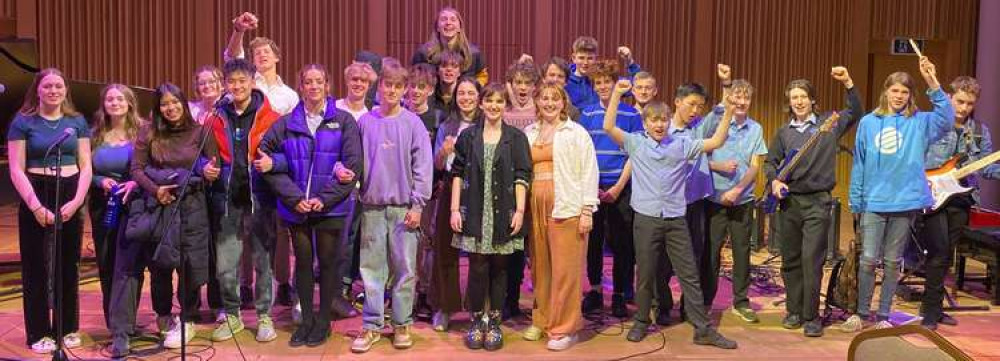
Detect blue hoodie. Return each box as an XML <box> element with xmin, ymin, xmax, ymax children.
<box><xmin>848</xmin><ymin>88</ymin><xmax>954</xmax><ymax>213</ymax></box>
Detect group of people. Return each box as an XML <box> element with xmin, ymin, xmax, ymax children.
<box><xmin>7</xmin><ymin>6</ymin><xmax>998</xmax><ymax>359</ymax></box>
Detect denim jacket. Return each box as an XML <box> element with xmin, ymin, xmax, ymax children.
<box><xmin>924</xmin><ymin>118</ymin><xmax>1000</xmax><ymax>203</ymax></box>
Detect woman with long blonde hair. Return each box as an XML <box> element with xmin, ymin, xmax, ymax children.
<box><xmin>88</xmin><ymin>84</ymin><xmax>143</xmax><ymax>329</ymax></box>
<box><xmin>521</xmin><ymin>83</ymin><xmax>598</xmax><ymax>351</ymax></box>
<box><xmin>7</xmin><ymin>68</ymin><xmax>92</xmax><ymax>353</ymax></box>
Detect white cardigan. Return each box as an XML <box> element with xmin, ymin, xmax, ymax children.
<box><xmin>524</xmin><ymin>118</ymin><xmax>600</xmax><ymax>219</ymax></box>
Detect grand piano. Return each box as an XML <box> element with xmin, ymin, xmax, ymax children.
<box><xmin>1</xmin><ymin>39</ymin><xmax>154</xmax><ymax>205</ymax></box>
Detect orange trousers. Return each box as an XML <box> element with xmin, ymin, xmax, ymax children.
<box><xmin>529</xmin><ymin>179</ymin><xmax>586</xmax><ymax>338</ymax></box>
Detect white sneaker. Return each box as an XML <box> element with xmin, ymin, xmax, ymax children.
<box><xmin>157</xmin><ymin>315</ymin><xmax>178</xmax><ymax>336</ymax></box>
<box><xmin>256</xmin><ymin>315</ymin><xmax>277</xmax><ymax>342</ymax></box>
<box><xmin>62</xmin><ymin>332</ymin><xmax>82</xmax><ymax>349</ymax></box>
<box><xmin>292</xmin><ymin>301</ymin><xmax>303</xmax><ymax>325</ymax></box>
<box><xmin>163</xmin><ymin>321</ymin><xmax>196</xmax><ymax>349</ymax></box>
<box><xmin>874</xmin><ymin>320</ymin><xmax>894</xmax><ymax>330</ymax></box>
<box><xmin>30</xmin><ymin>337</ymin><xmax>56</xmax><ymax>354</ymax></box>
<box><xmin>840</xmin><ymin>315</ymin><xmax>864</xmax><ymax>333</ymax></box>
<box><xmin>546</xmin><ymin>333</ymin><xmax>578</xmax><ymax>351</ymax></box>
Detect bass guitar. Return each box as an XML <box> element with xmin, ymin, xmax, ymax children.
<box><xmin>761</xmin><ymin>112</ymin><xmax>839</xmax><ymax>213</ymax></box>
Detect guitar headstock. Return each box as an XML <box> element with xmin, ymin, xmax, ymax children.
<box><xmin>819</xmin><ymin>112</ymin><xmax>840</xmax><ymax>132</ymax></box>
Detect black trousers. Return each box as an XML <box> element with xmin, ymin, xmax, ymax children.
<box><xmin>88</xmin><ymin>188</ymin><xmax>119</xmax><ymax>328</ymax></box>
<box><xmin>633</xmin><ymin>213</ymin><xmax>710</xmax><ymax>329</ymax></box>
<box><xmin>505</xmin><ymin>249</ymin><xmax>526</xmax><ymax>310</ymax></box>
<box><xmin>586</xmin><ymin>185</ymin><xmax>635</xmax><ymax>296</ymax></box>
<box><xmin>658</xmin><ymin>199</ymin><xmax>709</xmax><ymax>310</ymax></box>
<box><xmin>291</xmin><ymin>217</ymin><xmax>344</xmax><ymax>326</ymax></box>
<box><xmin>918</xmin><ymin>194</ymin><xmax>972</xmax><ymax>321</ymax></box>
<box><xmin>467</xmin><ymin>253</ymin><xmax>510</xmax><ymax>313</ymax></box>
<box><xmin>705</xmin><ymin>201</ymin><xmax>754</xmax><ymax>309</ymax></box>
<box><xmin>777</xmin><ymin>192</ymin><xmax>831</xmax><ymax>322</ymax></box>
<box><xmin>20</xmin><ymin>174</ymin><xmax>82</xmax><ymax>345</ymax></box>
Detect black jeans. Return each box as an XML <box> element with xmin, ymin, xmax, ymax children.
<box><xmin>918</xmin><ymin>194</ymin><xmax>972</xmax><ymax>321</ymax></box>
<box><xmin>705</xmin><ymin>201</ymin><xmax>754</xmax><ymax>309</ymax></box>
<box><xmin>633</xmin><ymin>213</ymin><xmax>710</xmax><ymax>329</ymax></box>
<box><xmin>777</xmin><ymin>192</ymin><xmax>831</xmax><ymax>322</ymax></box>
<box><xmin>108</xmin><ymin>231</ymin><xmax>175</xmax><ymax>337</ymax></box>
<box><xmin>291</xmin><ymin>217</ymin><xmax>344</xmax><ymax>326</ymax></box>
<box><xmin>467</xmin><ymin>253</ymin><xmax>510</xmax><ymax>313</ymax></box>
<box><xmin>586</xmin><ymin>185</ymin><xmax>635</xmax><ymax>296</ymax></box>
<box><xmin>19</xmin><ymin>174</ymin><xmax>82</xmax><ymax>345</ymax></box>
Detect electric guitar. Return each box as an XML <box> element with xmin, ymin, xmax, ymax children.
<box><xmin>926</xmin><ymin>149</ymin><xmax>1000</xmax><ymax>211</ymax></box>
<box><xmin>761</xmin><ymin>112</ymin><xmax>839</xmax><ymax>213</ymax></box>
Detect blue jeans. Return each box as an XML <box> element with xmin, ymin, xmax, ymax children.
<box><xmin>359</xmin><ymin>205</ymin><xmax>419</xmax><ymax>330</ymax></box>
<box><xmin>856</xmin><ymin>211</ymin><xmax>916</xmax><ymax>320</ymax></box>
<box><xmin>214</xmin><ymin>202</ymin><xmax>276</xmax><ymax>316</ymax></box>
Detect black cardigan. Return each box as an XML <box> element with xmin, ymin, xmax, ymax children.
<box><xmin>451</xmin><ymin>123</ymin><xmax>532</xmax><ymax>245</ymax></box>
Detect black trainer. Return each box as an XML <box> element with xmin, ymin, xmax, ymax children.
<box><xmin>693</xmin><ymin>328</ymin><xmax>738</xmax><ymax>349</ymax></box>
<box><xmin>803</xmin><ymin>319</ymin><xmax>824</xmax><ymax>337</ymax></box>
<box><xmin>626</xmin><ymin>320</ymin><xmax>650</xmax><ymax>342</ymax></box>
<box><xmin>782</xmin><ymin>313</ymin><xmax>803</xmax><ymax>329</ymax></box>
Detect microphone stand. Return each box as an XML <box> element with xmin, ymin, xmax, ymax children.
<box><xmin>165</xmin><ymin>99</ymin><xmax>225</xmax><ymax>361</ymax></box>
<box><xmin>44</xmin><ymin>144</ymin><xmax>68</xmax><ymax>361</ymax></box>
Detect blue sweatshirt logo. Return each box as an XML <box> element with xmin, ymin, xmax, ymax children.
<box><xmin>874</xmin><ymin>127</ymin><xmax>901</xmax><ymax>155</ymax></box>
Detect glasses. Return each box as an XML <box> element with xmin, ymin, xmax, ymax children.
<box><xmin>196</xmin><ymin>78</ymin><xmax>221</xmax><ymax>87</ymax></box>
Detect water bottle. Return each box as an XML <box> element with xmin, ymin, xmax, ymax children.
<box><xmin>103</xmin><ymin>183</ymin><xmax>123</xmax><ymax>228</ymax></box>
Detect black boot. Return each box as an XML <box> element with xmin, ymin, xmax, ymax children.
<box><xmin>465</xmin><ymin>312</ymin><xmax>485</xmax><ymax>350</ymax></box>
<box><xmin>612</xmin><ymin>293</ymin><xmax>628</xmax><ymax>318</ymax></box>
<box><xmin>306</xmin><ymin>318</ymin><xmax>331</xmax><ymax>347</ymax></box>
<box><xmin>289</xmin><ymin>317</ymin><xmax>313</xmax><ymax>347</ymax></box>
<box><xmin>484</xmin><ymin>310</ymin><xmax>504</xmax><ymax>351</ymax></box>
<box><xmin>582</xmin><ymin>290</ymin><xmax>603</xmax><ymax>313</ymax></box>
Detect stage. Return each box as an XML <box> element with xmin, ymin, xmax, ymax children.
<box><xmin>0</xmin><ymin>205</ymin><xmax>998</xmax><ymax>360</ymax></box>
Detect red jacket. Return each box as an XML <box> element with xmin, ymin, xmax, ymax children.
<box><xmin>203</xmin><ymin>90</ymin><xmax>282</xmax><ymax>165</ymax></box>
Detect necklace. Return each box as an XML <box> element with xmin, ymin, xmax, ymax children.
<box><xmin>42</xmin><ymin>116</ymin><xmax>62</xmax><ymax>130</ymax></box>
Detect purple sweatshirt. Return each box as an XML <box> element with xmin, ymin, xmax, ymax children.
<box><xmin>358</xmin><ymin>106</ymin><xmax>433</xmax><ymax>211</ymax></box>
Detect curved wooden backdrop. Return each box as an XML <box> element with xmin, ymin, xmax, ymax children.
<box><xmin>5</xmin><ymin>0</ymin><xmax>980</xmax><ymax>199</ymax></box>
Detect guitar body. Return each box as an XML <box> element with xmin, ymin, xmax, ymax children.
<box><xmin>927</xmin><ymin>156</ymin><xmax>973</xmax><ymax>211</ymax></box>
<box><xmin>762</xmin><ymin>148</ymin><xmax>799</xmax><ymax>214</ymax></box>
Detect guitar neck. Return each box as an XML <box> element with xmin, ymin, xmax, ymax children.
<box><xmin>777</xmin><ymin>130</ymin><xmax>823</xmax><ymax>180</ymax></box>
<box><xmin>954</xmin><ymin>150</ymin><xmax>1000</xmax><ymax>179</ymax></box>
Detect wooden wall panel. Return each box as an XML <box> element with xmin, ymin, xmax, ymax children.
<box><xmin>38</xmin><ymin>0</ymin><xmax>208</xmax><ymax>93</ymax></box>
<box><xmin>550</xmin><ymin>0</ymin><xmax>698</xmax><ymax>97</ymax></box>
<box><xmin>214</xmin><ymin>0</ymin><xmax>368</xmax><ymax>98</ymax></box>
<box><xmin>0</xmin><ymin>0</ymin><xmax>14</xmax><ymax>18</ymax></box>
<box><xmin>384</xmin><ymin>0</ymin><xmax>535</xmax><ymax>83</ymax></box>
<box><xmin>714</xmin><ymin>0</ymin><xmax>862</xmax><ymax>199</ymax></box>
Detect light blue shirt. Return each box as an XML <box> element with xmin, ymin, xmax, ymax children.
<box><xmin>624</xmin><ymin>131</ymin><xmax>704</xmax><ymax>218</ymax></box>
<box><xmin>669</xmin><ymin>117</ymin><xmax>715</xmax><ymax>204</ymax></box>
<box><xmin>706</xmin><ymin>114</ymin><xmax>768</xmax><ymax>205</ymax></box>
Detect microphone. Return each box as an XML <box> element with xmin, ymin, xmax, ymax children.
<box><xmin>50</xmin><ymin>127</ymin><xmax>76</xmax><ymax>147</ymax></box>
<box><xmin>44</xmin><ymin>128</ymin><xmax>77</xmax><ymax>157</ymax></box>
<box><xmin>215</xmin><ymin>92</ymin><xmax>234</xmax><ymax>107</ymax></box>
